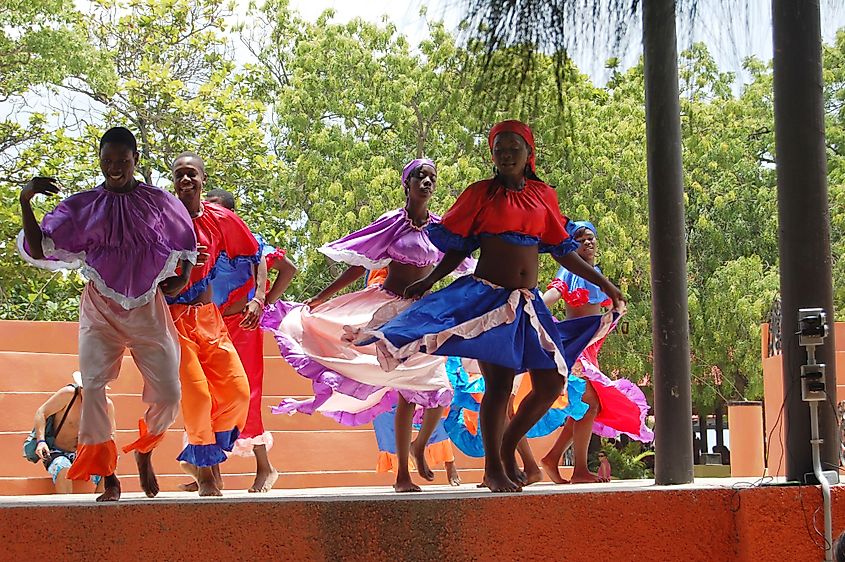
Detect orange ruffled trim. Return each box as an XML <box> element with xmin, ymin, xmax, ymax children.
<box><xmin>122</xmin><ymin>419</ymin><xmax>166</xmax><ymax>454</ymax></box>
<box><xmin>376</xmin><ymin>451</ymin><xmax>399</xmax><ymax>473</ymax></box>
<box><xmin>425</xmin><ymin>439</ymin><xmax>455</xmax><ymax>465</ymax></box>
<box><xmin>376</xmin><ymin>441</ymin><xmax>456</xmax><ymax>473</ymax></box>
<box><xmin>67</xmin><ymin>440</ymin><xmax>118</xmax><ymax>480</ymax></box>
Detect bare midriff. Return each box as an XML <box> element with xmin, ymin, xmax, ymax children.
<box><xmin>184</xmin><ymin>285</ymin><xmax>213</xmax><ymax>306</ymax></box>
<box><xmin>474</xmin><ymin>236</ymin><xmax>540</xmax><ymax>290</ymax></box>
<box><xmin>383</xmin><ymin>261</ymin><xmax>434</xmax><ymax>296</ymax></box>
<box><xmin>565</xmin><ymin>302</ymin><xmax>602</xmax><ymax>319</ymax></box>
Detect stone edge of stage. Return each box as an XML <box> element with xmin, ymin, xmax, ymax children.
<box><xmin>0</xmin><ymin>480</ymin><xmax>842</xmax><ymax>561</ymax></box>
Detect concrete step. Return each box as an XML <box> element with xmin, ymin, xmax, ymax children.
<box><xmin>0</xmin><ymin>352</ymin><xmax>307</xmax><ymax>395</ymax></box>
<box><xmin>0</xmin><ymin>428</ymin><xmax>504</xmax><ymax>477</ymax></box>
<box><xmin>0</xmin><ymin>467</ymin><xmax>489</xmax><ymax>495</ymax></box>
<box><xmin>0</xmin><ymin>320</ymin><xmax>282</xmax><ymax>356</ymax></box>
<box><xmin>0</xmin><ymin>392</ymin><xmax>367</xmax><ymax>433</ymax></box>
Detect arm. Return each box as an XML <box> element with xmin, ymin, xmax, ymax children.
<box><xmin>240</xmin><ymin>258</ymin><xmax>271</xmax><ymax>330</ymax></box>
<box><xmin>304</xmin><ymin>265</ymin><xmax>366</xmax><ymax>309</ymax></box>
<box><xmin>159</xmin><ymin>259</ymin><xmax>195</xmax><ymax>297</ymax></box>
<box><xmin>33</xmin><ymin>387</ymin><xmax>74</xmax><ymax>460</ymax></box>
<box><xmin>553</xmin><ymin>252</ymin><xmax>625</xmax><ymax>311</ymax></box>
<box><xmin>541</xmin><ymin>287</ymin><xmax>563</xmax><ymax>308</ymax></box>
<box><xmin>20</xmin><ymin>177</ymin><xmax>61</xmax><ymax>260</ymax></box>
<box><xmin>265</xmin><ymin>255</ymin><xmax>297</xmax><ymax>305</ymax></box>
<box><xmin>403</xmin><ymin>250</ymin><xmax>470</xmax><ymax>299</ymax></box>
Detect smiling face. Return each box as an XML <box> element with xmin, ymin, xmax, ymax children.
<box><xmin>491</xmin><ymin>132</ymin><xmax>530</xmax><ymax>180</ymax></box>
<box><xmin>405</xmin><ymin>163</ymin><xmax>437</xmax><ymax>205</ymax></box>
<box><xmin>575</xmin><ymin>228</ymin><xmax>597</xmax><ymax>263</ymax></box>
<box><xmin>99</xmin><ymin>143</ymin><xmax>138</xmax><ymax>192</ymax></box>
<box><xmin>172</xmin><ymin>156</ymin><xmax>207</xmax><ymax>214</ymax></box>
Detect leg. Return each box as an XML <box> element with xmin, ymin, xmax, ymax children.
<box><xmin>478</xmin><ymin>361</ymin><xmax>521</xmax><ymax>493</ymax></box>
<box><xmin>410</xmin><ymin>405</ymin><xmax>444</xmax><ymax>482</ymax></box>
<box><xmin>124</xmin><ymin>297</ymin><xmax>183</xmax><ymax>498</ymax></box>
<box><xmin>225</xmin><ymin>314</ymin><xmax>277</xmax><ymax>493</ymax></box>
<box><xmin>249</xmin><ymin>445</ymin><xmax>278</xmax><ymax>493</ymax></box>
<box><xmin>570</xmin><ymin>381</ymin><xmax>601</xmax><ymax>484</ymax></box>
<box><xmin>508</xmin><ymin>396</ymin><xmax>542</xmax><ymax>485</ymax></box>
<box><xmin>72</xmin><ymin>292</ymin><xmax>125</xmax><ymax>501</ymax></box>
<box><xmin>393</xmin><ymin>395</ymin><xmax>420</xmax><ymax>492</ymax></box>
<box><xmin>173</xmin><ymin>310</ymin><xmax>223</xmax><ymax>497</ymax></box>
<box><xmin>445</xmin><ymin>461</ymin><xmax>461</xmax><ymax>486</ymax></box>
<box><xmin>541</xmin><ymin>420</ymin><xmax>575</xmax><ymax>484</ymax></box>
<box><xmin>48</xmin><ymin>456</ymin><xmax>73</xmax><ymax>494</ymax></box>
<box><xmin>200</xmin><ymin>306</ymin><xmax>250</xmax><ymax>450</ymax></box>
<box><xmin>502</xmin><ymin>368</ymin><xmax>563</xmax><ymax>487</ymax></box>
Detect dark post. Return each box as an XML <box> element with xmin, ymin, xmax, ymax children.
<box><xmin>772</xmin><ymin>0</ymin><xmax>838</xmax><ymax>481</ymax></box>
<box><xmin>699</xmin><ymin>413</ymin><xmax>709</xmax><ymax>455</ymax></box>
<box><xmin>642</xmin><ymin>0</ymin><xmax>694</xmax><ymax>485</ymax></box>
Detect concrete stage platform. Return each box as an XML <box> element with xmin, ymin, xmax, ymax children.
<box><xmin>1</xmin><ymin>478</ymin><xmax>843</xmax><ymax>561</ymax></box>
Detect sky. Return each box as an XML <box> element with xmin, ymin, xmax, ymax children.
<box><xmin>284</xmin><ymin>0</ymin><xmax>845</xmax><ymax>87</ymax></box>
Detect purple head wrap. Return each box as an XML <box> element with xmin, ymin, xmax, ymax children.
<box><xmin>401</xmin><ymin>158</ymin><xmax>436</xmax><ymax>186</ymax></box>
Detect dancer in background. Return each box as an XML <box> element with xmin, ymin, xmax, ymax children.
<box><xmin>262</xmin><ymin>158</ymin><xmax>474</xmax><ymax>492</ymax></box>
<box><xmin>201</xmin><ymin>188</ymin><xmax>297</xmax><ymax>492</ymax></box>
<box><xmin>18</xmin><ymin>127</ymin><xmax>196</xmax><ymax>501</ymax></box>
<box><xmin>356</xmin><ymin>120</ymin><xmax>624</xmax><ymax>492</ymax></box>
<box><xmin>366</xmin><ymin>269</ymin><xmax>461</xmax><ymax>486</ymax></box>
<box><xmin>539</xmin><ymin>221</ymin><xmax>652</xmax><ymax>484</ymax></box>
<box><xmin>168</xmin><ymin>152</ymin><xmax>255</xmax><ymax>496</ymax></box>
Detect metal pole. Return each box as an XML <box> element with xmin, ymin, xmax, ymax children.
<box><xmin>772</xmin><ymin>0</ymin><xmax>839</xmax><ymax>482</ymax></box>
<box><xmin>642</xmin><ymin>0</ymin><xmax>694</xmax><ymax>485</ymax></box>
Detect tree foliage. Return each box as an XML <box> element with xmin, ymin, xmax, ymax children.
<box><xmin>2</xmin><ymin>0</ymin><xmax>844</xmax><ymax>413</ymax></box>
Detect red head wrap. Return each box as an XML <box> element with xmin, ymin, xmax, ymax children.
<box><xmin>488</xmin><ymin>120</ymin><xmax>536</xmax><ymax>173</ymax></box>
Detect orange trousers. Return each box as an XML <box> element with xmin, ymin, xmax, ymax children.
<box><xmin>68</xmin><ymin>285</ymin><xmax>181</xmax><ymax>481</ymax></box>
<box><xmin>169</xmin><ymin>302</ymin><xmax>249</xmax><ymax>467</ymax></box>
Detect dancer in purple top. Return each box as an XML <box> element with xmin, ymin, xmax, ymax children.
<box><xmin>262</xmin><ymin>158</ymin><xmax>474</xmax><ymax>492</ymax></box>
<box><xmin>18</xmin><ymin>126</ymin><xmax>197</xmax><ymax>501</ymax></box>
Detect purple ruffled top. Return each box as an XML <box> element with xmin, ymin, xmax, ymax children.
<box><xmin>18</xmin><ymin>182</ymin><xmax>197</xmax><ymax>310</ymax></box>
<box><xmin>318</xmin><ymin>207</ymin><xmax>475</xmax><ymax>274</ymax></box>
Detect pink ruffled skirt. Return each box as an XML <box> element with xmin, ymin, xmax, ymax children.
<box><xmin>260</xmin><ymin>285</ymin><xmax>453</xmax><ymax>426</ymax></box>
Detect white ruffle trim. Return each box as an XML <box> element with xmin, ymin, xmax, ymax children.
<box><xmin>318</xmin><ymin>246</ymin><xmax>392</xmax><ymax>270</ymax></box>
<box><xmin>19</xmin><ymin>230</ymin><xmax>198</xmax><ymax>310</ymax></box>
<box><xmin>16</xmin><ymin>230</ymin><xmax>81</xmax><ymax>271</ymax></box>
<box><xmin>362</xmin><ymin>279</ymin><xmax>569</xmax><ymax>391</ymax></box>
<box><xmin>230</xmin><ymin>432</ymin><xmax>275</xmax><ymax>457</ymax></box>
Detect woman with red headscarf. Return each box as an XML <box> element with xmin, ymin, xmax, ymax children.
<box><xmin>356</xmin><ymin>120</ymin><xmax>625</xmax><ymax>492</ymax></box>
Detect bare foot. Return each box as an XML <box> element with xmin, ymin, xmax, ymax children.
<box><xmin>96</xmin><ymin>474</ymin><xmax>121</xmax><ymax>502</ymax></box>
<box><xmin>410</xmin><ymin>439</ymin><xmax>434</xmax><ymax>481</ymax></box>
<box><xmin>394</xmin><ymin>472</ymin><xmax>422</xmax><ymax>493</ymax></box>
<box><xmin>502</xmin><ymin>452</ymin><xmax>525</xmax><ymax>487</ymax></box>
<box><xmin>569</xmin><ymin>470</ymin><xmax>603</xmax><ymax>484</ymax></box>
<box><xmin>197</xmin><ymin>467</ymin><xmax>223</xmax><ymax>497</ymax></box>
<box><xmin>523</xmin><ymin>466</ymin><xmax>543</xmax><ymax>486</ymax></box>
<box><xmin>540</xmin><ymin>456</ymin><xmax>569</xmax><ymax>484</ymax></box>
<box><xmin>483</xmin><ymin>470</ymin><xmax>521</xmax><ymax>493</ymax></box>
<box><xmin>135</xmin><ymin>451</ymin><xmax>159</xmax><ymax>498</ymax></box>
<box><xmin>249</xmin><ymin>467</ymin><xmax>279</xmax><ymax>493</ymax></box>
<box><xmin>178</xmin><ymin>460</ymin><xmax>200</xmax><ymax>492</ymax></box>
<box><xmin>211</xmin><ymin>464</ymin><xmax>225</xmax><ymax>490</ymax></box>
<box><xmin>446</xmin><ymin>462</ymin><xmax>462</xmax><ymax>486</ymax></box>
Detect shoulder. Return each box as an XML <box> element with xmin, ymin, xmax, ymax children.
<box><xmin>38</xmin><ymin>385</ymin><xmax>75</xmax><ymax>411</ymax></box>
<box><xmin>203</xmin><ymin>202</ymin><xmax>249</xmax><ymax>227</ymax></box>
<box><xmin>527</xmin><ymin>180</ymin><xmax>558</xmax><ymax>199</ymax></box>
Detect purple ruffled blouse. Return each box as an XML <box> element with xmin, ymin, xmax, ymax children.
<box><xmin>318</xmin><ymin>208</ymin><xmax>475</xmax><ymax>274</ymax></box>
<box><xmin>18</xmin><ymin>182</ymin><xmax>197</xmax><ymax>310</ymax></box>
